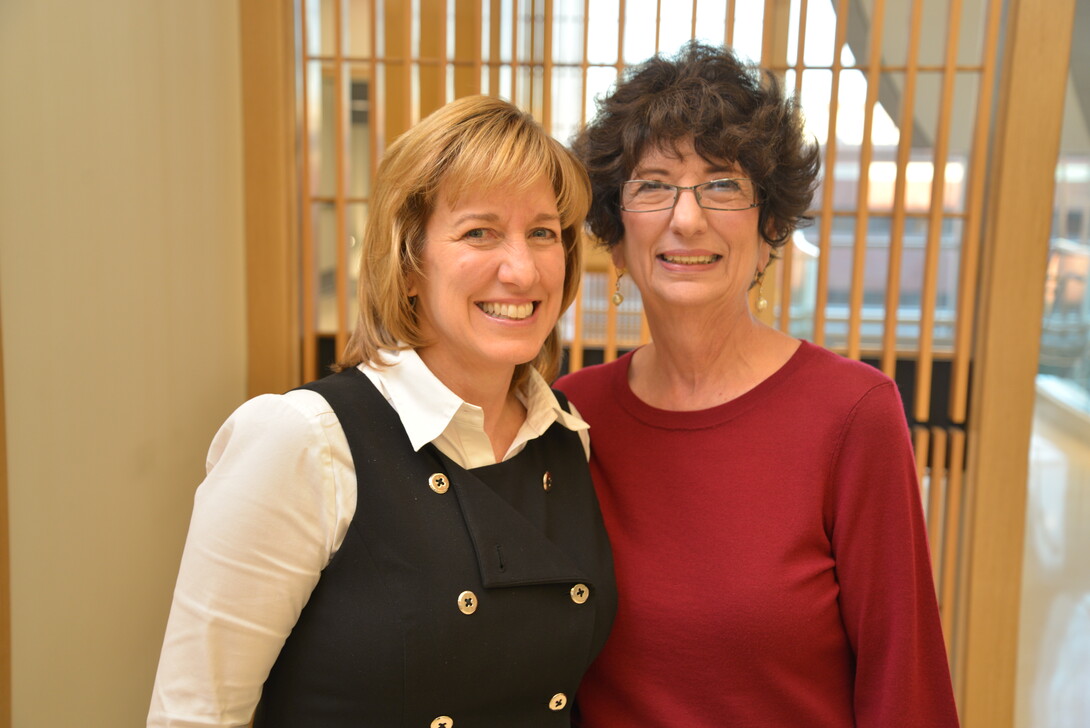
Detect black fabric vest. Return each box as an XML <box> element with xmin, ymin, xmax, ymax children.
<box><xmin>253</xmin><ymin>368</ymin><xmax>616</xmax><ymax>727</ymax></box>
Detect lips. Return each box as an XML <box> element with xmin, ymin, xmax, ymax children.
<box><xmin>477</xmin><ymin>301</ymin><xmax>536</xmax><ymax>320</ymax></box>
<box><xmin>659</xmin><ymin>254</ymin><xmax>722</xmax><ymax>264</ymax></box>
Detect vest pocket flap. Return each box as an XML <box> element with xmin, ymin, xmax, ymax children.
<box><xmin>440</xmin><ymin>459</ymin><xmax>591</xmax><ymax>589</ymax></box>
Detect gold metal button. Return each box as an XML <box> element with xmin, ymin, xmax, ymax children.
<box><xmin>542</xmin><ymin>471</ymin><xmax>553</xmax><ymax>491</ymax></box>
<box><xmin>429</xmin><ymin>473</ymin><xmax>450</xmax><ymax>494</ymax></box>
<box><xmin>549</xmin><ymin>692</ymin><xmax>567</xmax><ymax>711</ymax></box>
<box><xmin>570</xmin><ymin>583</ymin><xmax>589</xmax><ymax>604</ymax></box>
<box><xmin>457</xmin><ymin>590</ymin><xmax>478</xmax><ymax>615</ymax></box>
<box><xmin>430</xmin><ymin>717</ymin><xmax>454</xmax><ymax>728</ymax></box>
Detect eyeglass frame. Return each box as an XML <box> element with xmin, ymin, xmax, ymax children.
<box><xmin>619</xmin><ymin>178</ymin><xmax>762</xmax><ymax>213</ymax></box>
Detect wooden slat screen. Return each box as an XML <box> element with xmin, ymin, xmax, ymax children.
<box><xmin>292</xmin><ymin>0</ymin><xmax>1008</xmax><ymax>703</ymax></box>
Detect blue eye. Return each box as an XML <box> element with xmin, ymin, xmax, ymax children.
<box><xmin>463</xmin><ymin>228</ymin><xmax>487</xmax><ymax>239</ymax></box>
<box><xmin>530</xmin><ymin>228</ymin><xmax>559</xmax><ymax>239</ymax></box>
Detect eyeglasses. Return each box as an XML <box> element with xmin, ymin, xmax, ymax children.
<box><xmin>620</xmin><ymin>178</ymin><xmax>760</xmax><ymax>212</ymax></box>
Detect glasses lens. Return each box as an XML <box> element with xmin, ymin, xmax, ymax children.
<box><xmin>622</xmin><ymin>181</ymin><xmax>675</xmax><ymax>210</ymax></box>
<box><xmin>699</xmin><ymin>179</ymin><xmax>755</xmax><ymax>209</ymax></box>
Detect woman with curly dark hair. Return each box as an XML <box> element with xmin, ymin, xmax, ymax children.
<box><xmin>555</xmin><ymin>42</ymin><xmax>959</xmax><ymax>727</ymax></box>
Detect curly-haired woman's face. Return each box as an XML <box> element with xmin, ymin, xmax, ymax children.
<box><xmin>613</xmin><ymin>138</ymin><xmax>769</xmax><ymax>318</ymax></box>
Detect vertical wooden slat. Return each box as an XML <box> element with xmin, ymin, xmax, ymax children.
<box><xmin>812</xmin><ymin>0</ymin><xmax>851</xmax><ymax>348</ymax></box>
<box><xmin>489</xmin><ymin>0</ymin><xmax>502</xmax><ymax>94</ymax></box>
<box><xmin>913</xmin><ymin>0</ymin><xmax>963</xmax><ymax>423</ymax></box>
<box><xmin>880</xmin><ymin>0</ymin><xmax>924</xmax><ymax>377</ymax></box>
<box><xmin>777</xmin><ymin>0</ymin><xmax>810</xmax><ymax>333</ymax></box>
<box><xmin>451</xmin><ymin>0</ymin><xmax>482</xmax><ymax>98</ymax></box>
<box><xmin>961</xmin><ymin>0</ymin><xmax>1076</xmax><ymax>723</ymax></box>
<box><xmin>846</xmin><ymin>0</ymin><xmax>887</xmax><ymax>360</ymax></box>
<box><xmin>510</xmin><ymin>0</ymin><xmax>520</xmax><ymax>102</ymax></box>
<box><xmin>1</xmin><ymin>306</ymin><xmax>11</xmax><ymax>728</ymax></box>
<box><xmin>950</xmin><ymin>0</ymin><xmax>1004</xmax><ymax>424</ymax></box>
<box><xmin>418</xmin><ymin>0</ymin><xmax>447</xmax><ymax>116</ymax></box>
<box><xmin>941</xmin><ymin>427</ymin><xmax>966</xmax><ymax>655</ymax></box>
<box><xmin>725</xmin><ymin>0</ymin><xmax>735</xmax><ymax>46</ymax></box>
<box><xmin>543</xmin><ymin>0</ymin><xmax>554</xmax><ymax>131</ymax></box>
<box><xmin>568</xmin><ymin>0</ymin><xmax>593</xmax><ymax>373</ymax></box>
<box><xmin>927</xmin><ymin>425</ymin><xmax>949</xmax><ymax>579</ymax></box>
<box><xmin>758</xmin><ymin>3</ymin><xmax>790</xmax><ymax>328</ymax></box>
<box><xmin>370</xmin><ymin>0</ymin><xmax>382</xmax><ymax>175</ymax></box>
<box><xmin>474</xmin><ymin>0</ymin><xmax>483</xmax><ymax>95</ymax></box>
<box><xmin>300</xmin><ymin>1</ymin><xmax>318</xmax><ymax>382</ymax></box>
<box><xmin>242</xmin><ymin>0</ymin><xmax>301</xmax><ymax>393</ymax></box>
<box><xmin>690</xmin><ymin>0</ymin><xmax>698</xmax><ymax>39</ymax></box>
<box><xmin>617</xmin><ymin>0</ymin><xmax>627</xmax><ymax>73</ymax></box>
<box><xmin>912</xmin><ymin>425</ymin><xmax>930</xmax><ymax>489</ymax></box>
<box><xmin>334</xmin><ymin>0</ymin><xmax>350</xmax><ymax>361</ymax></box>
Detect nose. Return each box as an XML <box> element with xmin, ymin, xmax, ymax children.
<box><xmin>498</xmin><ymin>238</ymin><xmax>541</xmax><ymax>288</ymax></box>
<box><xmin>670</xmin><ymin>187</ymin><xmax>708</xmax><ymax>237</ymax></box>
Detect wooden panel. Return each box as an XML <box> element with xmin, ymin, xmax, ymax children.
<box><xmin>240</xmin><ymin>0</ymin><xmax>301</xmax><ymax>395</ymax></box>
<box><xmin>1</xmin><ymin>306</ymin><xmax>11</xmax><ymax>728</ymax></box>
<box><xmin>811</xmin><ymin>0</ymin><xmax>851</xmax><ymax>348</ymax></box>
<box><xmin>960</xmin><ymin>0</ymin><xmax>1077</xmax><ymax>724</ymax></box>
<box><xmin>950</xmin><ymin>0</ymin><xmax>1004</xmax><ymax>424</ymax></box>
<box><xmin>880</xmin><ymin>0</ymin><xmax>924</xmax><ymax>377</ymax></box>
<box><xmin>846</xmin><ymin>0</ymin><xmax>887</xmax><ymax>360</ymax></box>
<box><xmin>914</xmin><ymin>0</ymin><xmax>962</xmax><ymax>423</ymax></box>
<box><xmin>941</xmin><ymin>428</ymin><xmax>967</xmax><ymax>655</ymax></box>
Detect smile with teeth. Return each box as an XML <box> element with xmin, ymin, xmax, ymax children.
<box><xmin>478</xmin><ymin>301</ymin><xmax>536</xmax><ymax>320</ymax></box>
<box><xmin>659</xmin><ymin>254</ymin><xmax>721</xmax><ymax>264</ymax></box>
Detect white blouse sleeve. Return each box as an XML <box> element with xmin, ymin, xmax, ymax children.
<box><xmin>147</xmin><ymin>391</ymin><xmax>355</xmax><ymax>727</ymax></box>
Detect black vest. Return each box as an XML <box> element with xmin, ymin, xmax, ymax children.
<box><xmin>253</xmin><ymin>369</ymin><xmax>616</xmax><ymax>727</ymax></box>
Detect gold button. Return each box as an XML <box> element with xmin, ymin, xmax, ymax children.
<box><xmin>429</xmin><ymin>473</ymin><xmax>450</xmax><ymax>494</ymax></box>
<box><xmin>549</xmin><ymin>692</ymin><xmax>567</xmax><ymax>711</ymax></box>
<box><xmin>542</xmin><ymin>471</ymin><xmax>553</xmax><ymax>491</ymax></box>
<box><xmin>457</xmin><ymin>590</ymin><xmax>478</xmax><ymax>615</ymax></box>
<box><xmin>430</xmin><ymin>717</ymin><xmax>453</xmax><ymax>728</ymax></box>
<box><xmin>570</xmin><ymin>583</ymin><xmax>589</xmax><ymax>604</ymax></box>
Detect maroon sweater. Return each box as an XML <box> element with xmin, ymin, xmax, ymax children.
<box><xmin>555</xmin><ymin>342</ymin><xmax>959</xmax><ymax>727</ymax></box>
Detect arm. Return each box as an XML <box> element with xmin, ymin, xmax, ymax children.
<box><xmin>147</xmin><ymin>393</ymin><xmax>352</xmax><ymax>727</ymax></box>
<box><xmin>828</xmin><ymin>382</ymin><xmax>960</xmax><ymax>727</ymax></box>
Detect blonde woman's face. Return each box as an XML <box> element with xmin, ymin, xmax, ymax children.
<box><xmin>410</xmin><ymin>176</ymin><xmax>565</xmax><ymax>388</ymax></box>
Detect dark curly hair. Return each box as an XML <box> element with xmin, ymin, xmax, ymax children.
<box><xmin>573</xmin><ymin>41</ymin><xmax>820</xmax><ymax>249</ymax></box>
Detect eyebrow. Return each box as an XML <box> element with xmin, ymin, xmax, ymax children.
<box><xmin>633</xmin><ymin>164</ymin><xmax>738</xmax><ymax>178</ymax></box>
<box><xmin>450</xmin><ymin>211</ymin><xmax>561</xmax><ymax>226</ymax></box>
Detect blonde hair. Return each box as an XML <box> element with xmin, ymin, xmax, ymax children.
<box><xmin>338</xmin><ymin>95</ymin><xmax>590</xmax><ymax>387</ymax></box>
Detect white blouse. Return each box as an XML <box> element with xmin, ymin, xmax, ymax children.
<box><xmin>147</xmin><ymin>348</ymin><xmax>589</xmax><ymax>727</ymax></box>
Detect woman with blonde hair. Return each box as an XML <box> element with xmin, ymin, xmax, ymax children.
<box><xmin>149</xmin><ymin>95</ymin><xmax>616</xmax><ymax>727</ymax></box>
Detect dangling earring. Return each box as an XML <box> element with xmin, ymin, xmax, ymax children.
<box><xmin>755</xmin><ymin>269</ymin><xmax>768</xmax><ymax>312</ymax></box>
<box><xmin>612</xmin><ymin>268</ymin><xmax>625</xmax><ymax>306</ymax></box>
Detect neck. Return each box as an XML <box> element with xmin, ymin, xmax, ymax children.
<box><xmin>415</xmin><ymin>350</ymin><xmax>526</xmax><ymax>461</ymax></box>
<box><xmin>632</xmin><ymin>301</ymin><xmax>794</xmax><ymax>410</ymax></box>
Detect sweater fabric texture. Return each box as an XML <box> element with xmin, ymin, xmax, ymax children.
<box><xmin>555</xmin><ymin>341</ymin><xmax>959</xmax><ymax>727</ymax></box>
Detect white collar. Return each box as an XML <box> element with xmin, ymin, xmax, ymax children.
<box><xmin>361</xmin><ymin>348</ymin><xmax>587</xmax><ymax>456</ymax></box>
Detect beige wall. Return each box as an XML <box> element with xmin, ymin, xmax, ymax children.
<box><xmin>0</xmin><ymin>1</ymin><xmax>246</xmax><ymax>725</ymax></box>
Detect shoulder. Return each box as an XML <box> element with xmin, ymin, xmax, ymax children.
<box><xmin>206</xmin><ymin>389</ymin><xmax>342</xmax><ymax>469</ymax></box>
<box><xmin>789</xmin><ymin>342</ymin><xmax>903</xmax><ymax>411</ymax></box>
<box><xmin>554</xmin><ymin>354</ymin><xmax>629</xmax><ymax>403</ymax></box>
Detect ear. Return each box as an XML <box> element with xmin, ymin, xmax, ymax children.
<box><xmin>610</xmin><ymin>243</ymin><xmax>627</xmax><ymax>271</ymax></box>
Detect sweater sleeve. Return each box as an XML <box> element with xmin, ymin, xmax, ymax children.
<box><xmin>147</xmin><ymin>393</ymin><xmax>353</xmax><ymax>728</ymax></box>
<box><xmin>828</xmin><ymin>382</ymin><xmax>960</xmax><ymax>727</ymax></box>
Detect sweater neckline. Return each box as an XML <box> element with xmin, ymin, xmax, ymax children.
<box><xmin>611</xmin><ymin>340</ymin><xmax>816</xmax><ymax>429</ymax></box>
